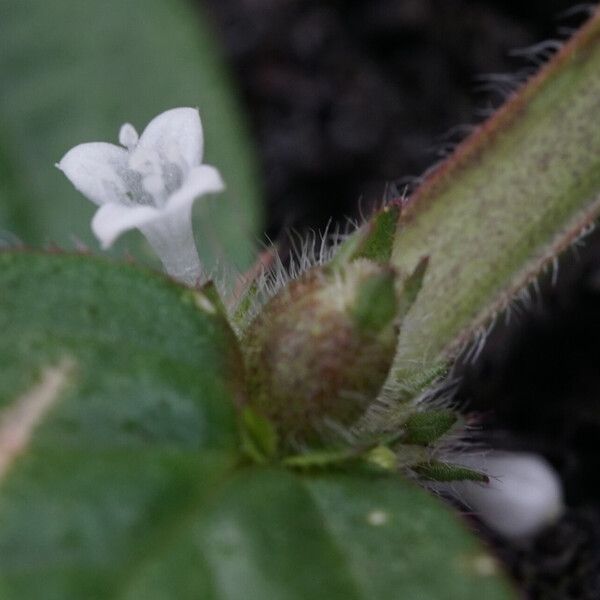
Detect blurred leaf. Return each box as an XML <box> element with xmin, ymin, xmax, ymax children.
<box><xmin>282</xmin><ymin>447</ymin><xmax>359</xmax><ymax>470</ymax></box>
<box><xmin>412</xmin><ymin>461</ymin><xmax>489</xmax><ymax>483</ymax></box>
<box><xmin>0</xmin><ymin>252</ymin><xmax>241</xmax><ymax>445</ymax></box>
<box><xmin>0</xmin><ymin>0</ymin><xmax>263</xmax><ymax>277</ymax></box>
<box><xmin>0</xmin><ymin>252</ymin><xmax>240</xmax><ymax>596</ymax></box>
<box><xmin>111</xmin><ymin>470</ymin><xmax>517</xmax><ymax>600</ymax></box>
<box><xmin>0</xmin><ymin>252</ymin><xmax>515</xmax><ymax>599</ymax></box>
<box><xmin>365</xmin><ymin>445</ymin><xmax>397</xmax><ymax>471</ymax></box>
<box><xmin>239</xmin><ymin>407</ymin><xmax>279</xmax><ymax>464</ymax></box>
<box><xmin>403</xmin><ymin>409</ymin><xmax>458</xmax><ymax>446</ymax></box>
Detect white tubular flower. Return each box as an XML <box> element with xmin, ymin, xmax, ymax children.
<box><xmin>57</xmin><ymin>107</ymin><xmax>224</xmax><ymax>286</ymax></box>
<box><xmin>451</xmin><ymin>451</ymin><xmax>564</xmax><ymax>540</ymax></box>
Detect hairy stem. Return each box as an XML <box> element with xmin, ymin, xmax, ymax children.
<box><xmin>390</xmin><ymin>8</ymin><xmax>600</xmax><ymax>387</ymax></box>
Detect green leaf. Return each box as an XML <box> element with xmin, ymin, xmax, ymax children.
<box><xmin>283</xmin><ymin>448</ymin><xmax>360</xmax><ymax>470</ymax></box>
<box><xmin>0</xmin><ymin>0</ymin><xmax>263</xmax><ymax>275</ymax></box>
<box><xmin>0</xmin><ymin>252</ymin><xmax>239</xmax><ymax>597</ymax></box>
<box><xmin>403</xmin><ymin>410</ymin><xmax>459</xmax><ymax>446</ymax></box>
<box><xmin>351</xmin><ymin>268</ymin><xmax>397</xmax><ymax>332</ymax></box>
<box><xmin>396</xmin><ymin>255</ymin><xmax>429</xmax><ymax>319</ymax></box>
<box><xmin>412</xmin><ymin>461</ymin><xmax>489</xmax><ymax>483</ymax></box>
<box><xmin>0</xmin><ymin>253</ymin><xmax>513</xmax><ymax>598</ymax></box>
<box><xmin>331</xmin><ymin>204</ymin><xmax>400</xmax><ymax>267</ymax></box>
<box><xmin>239</xmin><ymin>407</ymin><xmax>279</xmax><ymax>464</ymax></box>
<box><xmin>120</xmin><ymin>470</ymin><xmax>514</xmax><ymax>600</ymax></box>
<box><xmin>0</xmin><ymin>252</ymin><xmax>242</xmax><ymax>447</ymax></box>
<box><xmin>1</xmin><ymin>465</ymin><xmax>515</xmax><ymax>598</ymax></box>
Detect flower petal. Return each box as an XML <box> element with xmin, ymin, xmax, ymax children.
<box><xmin>91</xmin><ymin>202</ymin><xmax>161</xmax><ymax>249</ymax></box>
<box><xmin>165</xmin><ymin>165</ymin><xmax>225</xmax><ymax>214</ymax></box>
<box><xmin>57</xmin><ymin>143</ymin><xmax>129</xmax><ymax>206</ymax></box>
<box><xmin>451</xmin><ymin>451</ymin><xmax>564</xmax><ymax>539</ymax></box>
<box><xmin>140</xmin><ymin>211</ymin><xmax>203</xmax><ymax>286</ymax></box>
<box><xmin>137</xmin><ymin>107</ymin><xmax>204</xmax><ymax>168</ymax></box>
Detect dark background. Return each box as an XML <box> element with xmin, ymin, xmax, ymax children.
<box><xmin>201</xmin><ymin>2</ymin><xmax>600</xmax><ymax>598</ymax></box>
<box><xmin>203</xmin><ymin>0</ymin><xmax>588</xmax><ymax>236</ymax></box>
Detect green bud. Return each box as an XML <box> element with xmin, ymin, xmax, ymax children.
<box><xmin>243</xmin><ymin>259</ymin><xmax>401</xmax><ymax>445</ymax></box>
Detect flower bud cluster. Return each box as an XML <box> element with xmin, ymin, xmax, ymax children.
<box><xmin>243</xmin><ymin>258</ymin><xmax>401</xmax><ymax>445</ymax></box>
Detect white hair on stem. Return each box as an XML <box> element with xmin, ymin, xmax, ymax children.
<box><xmin>229</xmin><ymin>217</ymin><xmax>361</xmax><ymax>329</ymax></box>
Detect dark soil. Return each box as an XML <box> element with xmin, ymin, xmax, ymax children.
<box><xmin>200</xmin><ymin>1</ymin><xmax>600</xmax><ymax>597</ymax></box>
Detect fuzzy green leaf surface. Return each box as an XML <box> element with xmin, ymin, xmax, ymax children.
<box><xmin>412</xmin><ymin>462</ymin><xmax>489</xmax><ymax>483</ymax></box>
<box><xmin>391</xmin><ymin>11</ymin><xmax>600</xmax><ymax>383</ymax></box>
<box><xmin>403</xmin><ymin>410</ymin><xmax>458</xmax><ymax>446</ymax></box>
<box><xmin>0</xmin><ymin>252</ymin><xmax>240</xmax><ymax>597</ymax></box>
<box><xmin>338</xmin><ymin>204</ymin><xmax>400</xmax><ymax>264</ymax></box>
<box><xmin>0</xmin><ymin>253</ymin><xmax>515</xmax><ymax>599</ymax></box>
<box><xmin>0</xmin><ymin>0</ymin><xmax>262</xmax><ymax>274</ymax></box>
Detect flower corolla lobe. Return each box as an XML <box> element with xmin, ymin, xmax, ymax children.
<box><xmin>57</xmin><ymin>107</ymin><xmax>224</xmax><ymax>285</ymax></box>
